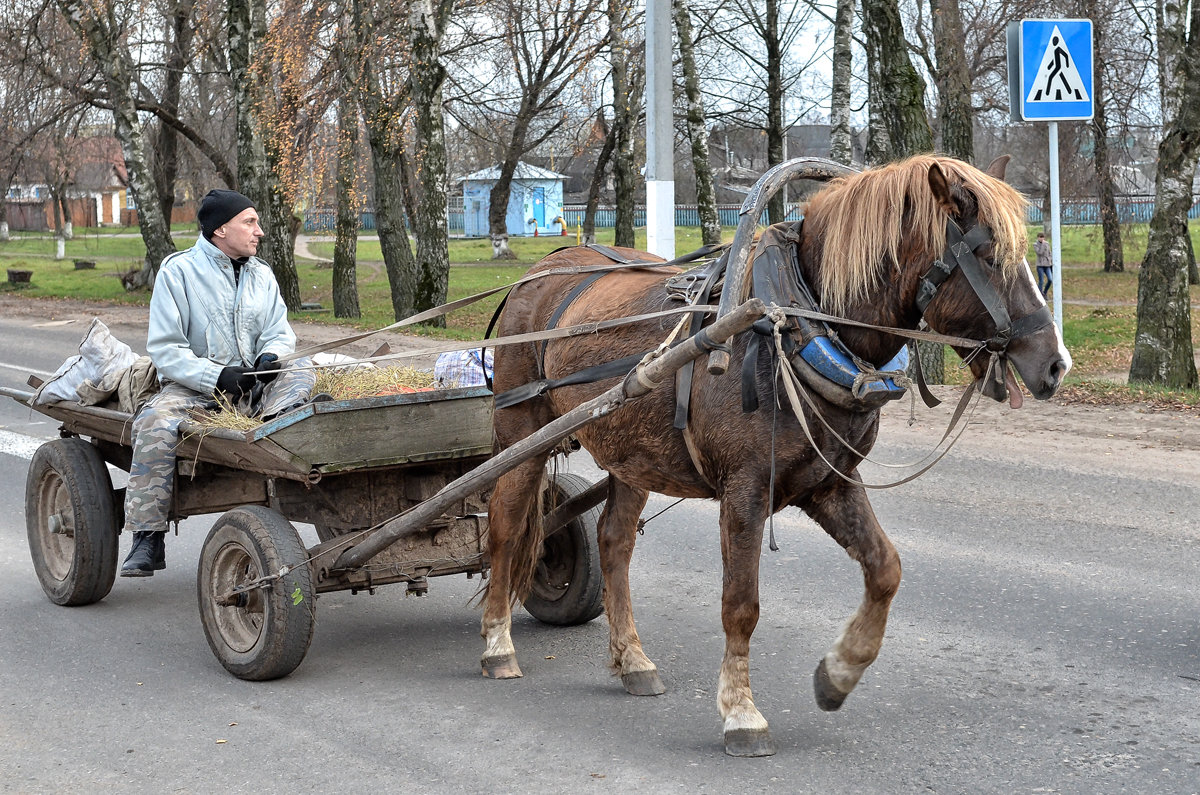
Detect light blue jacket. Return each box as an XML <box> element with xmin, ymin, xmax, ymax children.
<box><xmin>147</xmin><ymin>236</ymin><xmax>295</xmax><ymax>395</ymax></box>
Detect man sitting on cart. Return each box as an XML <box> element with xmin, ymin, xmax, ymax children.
<box><xmin>121</xmin><ymin>189</ymin><xmax>316</xmax><ymax>577</ymax></box>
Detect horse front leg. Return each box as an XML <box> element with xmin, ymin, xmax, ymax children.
<box><xmin>716</xmin><ymin>489</ymin><xmax>775</xmax><ymax>757</ymax></box>
<box><xmin>804</xmin><ymin>477</ymin><xmax>902</xmax><ymax>711</ymax></box>
<box><xmin>597</xmin><ymin>477</ymin><xmax>664</xmax><ymax>695</ymax></box>
<box><xmin>480</xmin><ymin>456</ymin><xmax>549</xmax><ymax>680</ymax></box>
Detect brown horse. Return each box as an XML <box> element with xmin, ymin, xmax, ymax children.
<box><xmin>480</xmin><ymin>155</ymin><xmax>1071</xmax><ymax>756</ymax></box>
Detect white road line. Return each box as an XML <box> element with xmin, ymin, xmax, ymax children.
<box><xmin>0</xmin><ymin>360</ymin><xmax>54</xmax><ymax>378</ymax></box>
<box><xmin>0</xmin><ymin>428</ymin><xmax>45</xmax><ymax>460</ymax></box>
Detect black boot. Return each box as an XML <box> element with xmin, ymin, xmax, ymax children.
<box><xmin>121</xmin><ymin>531</ymin><xmax>166</xmax><ymax>577</ymax></box>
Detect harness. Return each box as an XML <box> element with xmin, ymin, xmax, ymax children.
<box><xmin>492</xmin><ymin>207</ymin><xmax>1054</xmax><ymax>421</ymax></box>
<box><xmin>916</xmin><ymin>219</ymin><xmax>1055</xmax><ymax>395</ymax></box>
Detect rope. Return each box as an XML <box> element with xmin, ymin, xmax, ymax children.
<box><xmin>769</xmin><ymin>308</ymin><xmax>987</xmax><ymax>489</ymax></box>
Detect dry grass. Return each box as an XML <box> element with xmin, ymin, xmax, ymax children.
<box><xmin>312</xmin><ymin>365</ymin><xmax>438</xmax><ymax>400</ymax></box>
<box><xmin>190</xmin><ymin>366</ymin><xmax>440</xmax><ymax>430</ymax></box>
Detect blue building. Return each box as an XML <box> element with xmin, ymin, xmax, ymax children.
<box><xmin>460</xmin><ymin>162</ymin><xmax>568</xmax><ymax>237</ymax></box>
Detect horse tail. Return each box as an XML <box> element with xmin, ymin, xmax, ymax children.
<box><xmin>477</xmin><ymin>469</ymin><xmax>547</xmax><ymax>608</ymax></box>
<box><xmin>506</xmin><ymin>474</ymin><xmax>547</xmax><ymax>605</ymax></box>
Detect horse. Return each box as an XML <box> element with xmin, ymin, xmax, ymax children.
<box><xmin>479</xmin><ymin>154</ymin><xmax>1071</xmax><ymax>756</ymax></box>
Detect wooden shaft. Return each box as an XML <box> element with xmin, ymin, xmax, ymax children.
<box><xmin>331</xmin><ymin>298</ymin><xmax>766</xmax><ymax>571</ymax></box>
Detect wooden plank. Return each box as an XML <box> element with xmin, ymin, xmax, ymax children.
<box><xmin>260</xmin><ymin>388</ymin><xmax>494</xmax><ymax>471</ymax></box>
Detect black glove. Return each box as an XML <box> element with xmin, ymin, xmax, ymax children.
<box><xmin>216</xmin><ymin>365</ymin><xmax>257</xmax><ymax>398</ymax></box>
<box><xmin>254</xmin><ymin>352</ymin><xmax>282</xmax><ymax>384</ymax></box>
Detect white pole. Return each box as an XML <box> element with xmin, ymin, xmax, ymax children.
<box><xmin>645</xmin><ymin>0</ymin><xmax>675</xmax><ymax>260</ymax></box>
<box><xmin>1048</xmin><ymin>121</ymin><xmax>1063</xmax><ymax>331</ymax></box>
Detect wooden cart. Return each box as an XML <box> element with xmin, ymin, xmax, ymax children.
<box><xmin>3</xmin><ymin>297</ymin><xmax>766</xmax><ymax>682</ymax></box>
<box><xmin>1</xmin><ymin>382</ymin><xmax>606</xmax><ymax>681</ymax></box>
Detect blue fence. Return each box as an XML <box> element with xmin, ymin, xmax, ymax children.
<box><xmin>1024</xmin><ymin>195</ymin><xmax>1200</xmax><ymax>225</ymax></box>
<box><xmin>305</xmin><ymin>195</ymin><xmax>1200</xmax><ymax>235</ymax></box>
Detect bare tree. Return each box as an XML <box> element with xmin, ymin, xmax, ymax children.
<box><xmin>449</xmin><ymin>0</ymin><xmax>606</xmax><ymax>259</ymax></box>
<box><xmin>861</xmin><ymin>0</ymin><xmax>939</xmax><ymax>382</ymax></box>
<box><xmin>56</xmin><ymin>0</ymin><xmax>175</xmax><ymax>286</ymax></box>
<box><xmin>696</xmin><ymin>0</ymin><xmax>825</xmax><ymax>223</ymax></box>
<box><xmin>581</xmin><ymin>110</ymin><xmax>615</xmax><ymax>245</ymax></box>
<box><xmin>609</xmin><ymin>0</ymin><xmax>640</xmax><ymax>248</ymax></box>
<box><xmin>924</xmin><ymin>0</ymin><xmax>973</xmax><ymax>161</ymax></box>
<box><xmin>333</xmin><ymin>0</ymin><xmax>362</xmax><ymax>319</ymax></box>
<box><xmin>1129</xmin><ymin>0</ymin><xmax>1199</xmax><ymax>388</ymax></box>
<box><xmin>1088</xmin><ymin>0</ymin><xmax>1123</xmax><ymax>273</ymax></box>
<box><xmin>407</xmin><ymin>0</ymin><xmax>454</xmax><ymax>315</ymax></box>
<box><xmin>674</xmin><ymin>0</ymin><xmax>721</xmax><ymax>247</ymax></box>
<box><xmin>829</xmin><ymin>0</ymin><xmax>855</xmax><ymax>165</ymax></box>
<box><xmin>354</xmin><ymin>0</ymin><xmax>421</xmax><ymax>321</ymax></box>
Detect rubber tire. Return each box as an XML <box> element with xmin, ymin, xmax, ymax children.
<box><xmin>523</xmin><ymin>472</ymin><xmax>605</xmax><ymax>626</ymax></box>
<box><xmin>197</xmin><ymin>506</ymin><xmax>315</xmax><ymax>681</ymax></box>
<box><xmin>25</xmin><ymin>438</ymin><xmax>119</xmax><ymax>606</ymax></box>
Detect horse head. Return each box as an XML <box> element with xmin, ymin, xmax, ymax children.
<box><xmin>918</xmin><ymin>155</ymin><xmax>1072</xmax><ymax>405</ymax></box>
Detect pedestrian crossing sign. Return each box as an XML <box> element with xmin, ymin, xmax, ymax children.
<box><xmin>1014</xmin><ymin>19</ymin><xmax>1094</xmax><ymax>121</ymax></box>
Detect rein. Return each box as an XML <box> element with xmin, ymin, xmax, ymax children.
<box><xmin>276</xmin><ymin>244</ymin><xmax>724</xmax><ymax>366</ymax></box>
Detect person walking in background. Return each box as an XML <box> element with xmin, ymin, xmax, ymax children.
<box><xmin>1034</xmin><ymin>232</ymin><xmax>1053</xmax><ymax>297</ymax></box>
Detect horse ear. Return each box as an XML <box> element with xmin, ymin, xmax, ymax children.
<box><xmin>927</xmin><ymin>163</ymin><xmax>959</xmax><ymax>215</ymax></box>
<box><xmin>984</xmin><ymin>155</ymin><xmax>1011</xmax><ymax>181</ymax></box>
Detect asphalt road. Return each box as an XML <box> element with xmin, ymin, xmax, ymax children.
<box><xmin>1</xmin><ymin>313</ymin><xmax>1197</xmax><ymax>794</ymax></box>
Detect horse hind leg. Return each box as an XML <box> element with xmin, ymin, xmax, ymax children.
<box><xmin>598</xmin><ymin>478</ymin><xmax>665</xmax><ymax>696</ymax></box>
<box><xmin>805</xmin><ymin>481</ymin><xmax>902</xmax><ymax>712</ymax></box>
<box><xmin>480</xmin><ymin>456</ymin><xmax>550</xmax><ymax>680</ymax></box>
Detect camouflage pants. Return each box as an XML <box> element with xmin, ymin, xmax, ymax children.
<box><xmin>122</xmin><ymin>359</ymin><xmax>316</xmax><ymax>534</ymax></box>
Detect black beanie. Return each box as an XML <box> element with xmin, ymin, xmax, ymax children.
<box><xmin>198</xmin><ymin>189</ymin><xmax>255</xmax><ymax>240</ymax></box>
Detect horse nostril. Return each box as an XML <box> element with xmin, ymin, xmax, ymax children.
<box><xmin>1048</xmin><ymin>358</ymin><xmax>1067</xmax><ymax>386</ymax></box>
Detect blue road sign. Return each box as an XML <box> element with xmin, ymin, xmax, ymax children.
<box><xmin>1018</xmin><ymin>19</ymin><xmax>1093</xmax><ymax>121</ymax></box>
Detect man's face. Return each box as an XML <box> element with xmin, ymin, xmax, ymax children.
<box><xmin>212</xmin><ymin>207</ymin><xmax>264</xmax><ymax>259</ymax></box>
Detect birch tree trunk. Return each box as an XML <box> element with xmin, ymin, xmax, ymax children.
<box><xmin>57</xmin><ymin>0</ymin><xmax>174</xmax><ymax>287</ymax></box>
<box><xmin>1129</xmin><ymin>0</ymin><xmax>1199</xmax><ymax>387</ymax></box>
<box><xmin>673</xmin><ymin>0</ymin><xmax>721</xmax><ymax>247</ymax></box>
<box><xmin>764</xmin><ymin>0</ymin><xmax>785</xmax><ymax>225</ymax></box>
<box><xmin>408</xmin><ymin>0</ymin><xmax>451</xmax><ymax>316</ymax></box>
<box><xmin>829</xmin><ymin>0</ymin><xmax>854</xmax><ymax>165</ymax></box>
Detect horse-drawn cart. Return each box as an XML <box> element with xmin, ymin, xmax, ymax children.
<box><xmin>1</xmin><ymin>297</ymin><xmax>765</xmax><ymax>683</ymax></box>
<box><xmin>1</xmin><ymin>380</ymin><xmax>606</xmax><ymax>680</ymax></box>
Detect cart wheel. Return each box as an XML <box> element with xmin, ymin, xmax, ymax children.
<box><xmin>197</xmin><ymin>506</ymin><xmax>315</xmax><ymax>681</ymax></box>
<box><xmin>524</xmin><ymin>472</ymin><xmax>605</xmax><ymax>626</ymax></box>
<box><xmin>25</xmin><ymin>438</ymin><xmax>119</xmax><ymax>606</ymax></box>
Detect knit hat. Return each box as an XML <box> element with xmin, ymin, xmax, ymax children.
<box><xmin>198</xmin><ymin>189</ymin><xmax>255</xmax><ymax>240</ymax></box>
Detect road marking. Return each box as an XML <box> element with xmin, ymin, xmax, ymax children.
<box><xmin>0</xmin><ymin>428</ymin><xmax>45</xmax><ymax>460</ymax></box>
<box><xmin>0</xmin><ymin>360</ymin><xmax>54</xmax><ymax>378</ymax></box>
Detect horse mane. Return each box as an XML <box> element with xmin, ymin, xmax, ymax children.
<box><xmin>803</xmin><ymin>154</ymin><xmax>1029</xmax><ymax>315</ymax></box>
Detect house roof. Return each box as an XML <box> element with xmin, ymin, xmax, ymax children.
<box><xmin>459</xmin><ymin>161</ymin><xmax>569</xmax><ymax>182</ymax></box>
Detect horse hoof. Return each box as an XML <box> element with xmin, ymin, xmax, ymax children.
<box><xmin>481</xmin><ymin>654</ymin><xmax>523</xmax><ymax>679</ymax></box>
<box><xmin>724</xmin><ymin>728</ymin><xmax>776</xmax><ymax>757</ymax></box>
<box><xmin>621</xmin><ymin>669</ymin><xmax>666</xmax><ymax>696</ymax></box>
<box><xmin>813</xmin><ymin>659</ymin><xmax>848</xmax><ymax>712</ymax></box>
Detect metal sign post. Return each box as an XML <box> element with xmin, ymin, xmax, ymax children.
<box><xmin>1007</xmin><ymin>18</ymin><xmax>1094</xmax><ymax>333</ymax></box>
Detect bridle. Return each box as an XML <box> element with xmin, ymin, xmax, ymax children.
<box><xmin>915</xmin><ymin>218</ymin><xmax>1054</xmax><ymax>357</ymax></box>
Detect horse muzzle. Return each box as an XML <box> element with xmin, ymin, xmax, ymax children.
<box><xmin>978</xmin><ymin>337</ymin><xmax>1071</xmax><ymax>407</ymax></box>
